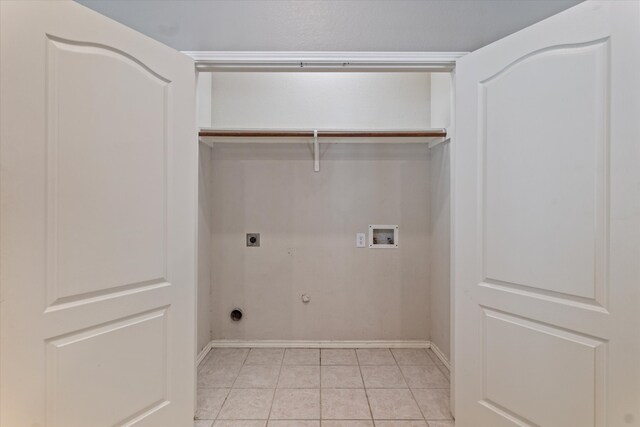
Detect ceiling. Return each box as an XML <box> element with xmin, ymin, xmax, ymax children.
<box><xmin>76</xmin><ymin>0</ymin><xmax>582</xmax><ymax>53</ymax></box>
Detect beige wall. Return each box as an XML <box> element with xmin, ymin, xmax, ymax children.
<box><xmin>197</xmin><ymin>144</ymin><xmax>213</xmax><ymax>353</ymax></box>
<box><xmin>428</xmin><ymin>72</ymin><xmax>452</xmax><ymax>361</ymax></box>
<box><xmin>209</xmin><ymin>72</ymin><xmax>431</xmax><ymax>130</ymax></box>
<box><xmin>196</xmin><ymin>70</ymin><xmax>453</xmax><ymax>346</ymax></box>
<box><xmin>197</xmin><ymin>72</ymin><xmax>212</xmax><ymax>128</ymax></box>
<box><xmin>429</xmin><ymin>143</ymin><xmax>451</xmax><ymax>360</ymax></box>
<box><xmin>208</xmin><ymin>143</ymin><xmax>431</xmax><ymax>340</ymax></box>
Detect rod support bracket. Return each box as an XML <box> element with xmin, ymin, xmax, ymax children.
<box><xmin>313</xmin><ymin>129</ymin><xmax>319</xmax><ymax>172</ymax></box>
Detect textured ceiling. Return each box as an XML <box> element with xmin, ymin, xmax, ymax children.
<box><xmin>76</xmin><ymin>0</ymin><xmax>582</xmax><ymax>53</ymax></box>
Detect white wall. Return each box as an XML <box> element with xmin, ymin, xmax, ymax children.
<box><xmin>209</xmin><ymin>72</ymin><xmax>431</xmax><ymax>130</ymax></box>
<box><xmin>208</xmin><ymin>143</ymin><xmax>430</xmax><ymax>341</ymax></box>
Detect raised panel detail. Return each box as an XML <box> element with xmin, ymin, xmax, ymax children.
<box><xmin>46</xmin><ymin>308</ymin><xmax>169</xmax><ymax>427</ymax></box>
<box><xmin>479</xmin><ymin>40</ymin><xmax>609</xmax><ymax>305</ymax></box>
<box><xmin>481</xmin><ymin>308</ymin><xmax>605</xmax><ymax>427</ymax></box>
<box><xmin>45</xmin><ymin>37</ymin><xmax>170</xmax><ymax>307</ymax></box>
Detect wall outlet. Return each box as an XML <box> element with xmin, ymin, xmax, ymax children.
<box><xmin>356</xmin><ymin>233</ymin><xmax>366</xmax><ymax>248</ymax></box>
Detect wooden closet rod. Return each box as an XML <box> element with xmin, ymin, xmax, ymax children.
<box><xmin>199</xmin><ymin>129</ymin><xmax>447</xmax><ymax>138</ymax></box>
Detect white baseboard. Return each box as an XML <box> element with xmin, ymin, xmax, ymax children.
<box><xmin>196</xmin><ymin>341</ymin><xmax>214</xmax><ymax>366</ymax></box>
<box><xmin>429</xmin><ymin>341</ymin><xmax>451</xmax><ymax>371</ymax></box>
<box><xmin>207</xmin><ymin>339</ymin><xmax>430</xmax><ymax>350</ymax></box>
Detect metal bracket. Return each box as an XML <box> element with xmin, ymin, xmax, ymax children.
<box><xmin>313</xmin><ymin>129</ymin><xmax>319</xmax><ymax>172</ymax></box>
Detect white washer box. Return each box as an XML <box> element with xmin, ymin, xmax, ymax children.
<box><xmin>369</xmin><ymin>225</ymin><xmax>399</xmax><ymax>248</ymax></box>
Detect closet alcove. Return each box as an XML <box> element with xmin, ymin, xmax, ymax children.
<box><xmin>196</xmin><ymin>69</ymin><xmax>453</xmax><ymax>364</ymax></box>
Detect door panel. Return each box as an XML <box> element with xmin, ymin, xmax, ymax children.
<box><xmin>482</xmin><ymin>39</ymin><xmax>608</xmax><ymax>303</ymax></box>
<box><xmin>455</xmin><ymin>1</ymin><xmax>639</xmax><ymax>426</ymax></box>
<box><xmin>0</xmin><ymin>2</ymin><xmax>196</xmax><ymax>426</ymax></box>
<box><xmin>481</xmin><ymin>308</ymin><xmax>604</xmax><ymax>427</ymax></box>
<box><xmin>46</xmin><ymin>309</ymin><xmax>169</xmax><ymax>427</ymax></box>
<box><xmin>48</xmin><ymin>35</ymin><xmax>169</xmax><ymax>306</ymax></box>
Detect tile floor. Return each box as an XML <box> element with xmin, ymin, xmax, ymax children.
<box><xmin>195</xmin><ymin>348</ymin><xmax>454</xmax><ymax>427</ymax></box>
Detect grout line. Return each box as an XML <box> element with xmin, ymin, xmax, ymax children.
<box><xmin>265</xmin><ymin>348</ymin><xmax>284</xmax><ymax>421</ymax></box>
<box><xmin>227</xmin><ymin>350</ymin><xmax>245</xmax><ymax>390</ymax></box>
<box><xmin>211</xmin><ymin>387</ymin><xmax>232</xmax><ymax>422</ymax></box>
<box><xmin>319</xmin><ymin>349</ymin><xmax>322</xmax><ymax>422</ymax></box>
<box><xmin>356</xmin><ymin>349</ymin><xmax>375</xmax><ymax>422</ymax></box>
<box><xmin>392</xmin><ymin>349</ymin><xmax>429</xmax><ymax>423</ymax></box>
<box><xmin>241</xmin><ymin>348</ymin><xmax>250</xmax><ymax>365</ymax></box>
<box><xmin>214</xmin><ymin>349</ymin><xmax>249</xmax><ymax>422</ymax></box>
<box><xmin>197</xmin><ymin>348</ymin><xmax>231</xmax><ymax>422</ymax></box>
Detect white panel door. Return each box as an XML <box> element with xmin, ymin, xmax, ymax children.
<box><xmin>0</xmin><ymin>2</ymin><xmax>197</xmax><ymax>426</ymax></box>
<box><xmin>454</xmin><ymin>1</ymin><xmax>639</xmax><ymax>426</ymax></box>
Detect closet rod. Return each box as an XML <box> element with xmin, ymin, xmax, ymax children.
<box><xmin>198</xmin><ymin>129</ymin><xmax>447</xmax><ymax>138</ymax></box>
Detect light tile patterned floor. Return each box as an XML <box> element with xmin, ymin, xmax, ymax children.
<box><xmin>195</xmin><ymin>348</ymin><xmax>454</xmax><ymax>427</ymax></box>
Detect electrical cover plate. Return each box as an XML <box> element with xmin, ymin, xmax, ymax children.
<box><xmin>369</xmin><ymin>225</ymin><xmax>399</xmax><ymax>248</ymax></box>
